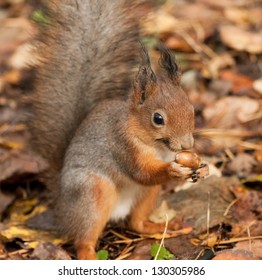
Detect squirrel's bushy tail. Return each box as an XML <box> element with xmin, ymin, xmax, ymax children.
<box><xmin>30</xmin><ymin>0</ymin><xmax>148</xmax><ymax>174</ymax></box>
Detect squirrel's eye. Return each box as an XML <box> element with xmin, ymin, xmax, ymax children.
<box><xmin>153</xmin><ymin>112</ymin><xmax>164</xmax><ymax>125</ymax></box>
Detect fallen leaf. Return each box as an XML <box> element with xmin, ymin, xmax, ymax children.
<box><xmin>231</xmin><ymin>221</ymin><xmax>262</xmax><ymax>237</ymax></box>
<box><xmin>126</xmin><ymin>240</ymin><xmax>153</xmax><ymax>260</ymax></box>
<box><xmin>203</xmin><ymin>96</ymin><xmax>259</xmax><ymax>128</ymax></box>
<box><xmin>143</xmin><ymin>10</ymin><xmax>178</xmax><ymax>34</ymax></box>
<box><xmin>200</xmin><ymin>232</ymin><xmax>219</xmax><ymax>247</ymax></box>
<box><xmin>205</xmin><ymin>53</ymin><xmax>235</xmax><ymax>78</ymax></box>
<box><xmin>255</xmin><ymin>151</ymin><xmax>262</xmax><ymax>163</ymax></box>
<box><xmin>166</xmin><ymin>176</ymin><xmax>237</xmax><ymax>233</ymax></box>
<box><xmin>165</xmin><ymin>36</ymin><xmax>193</xmax><ymax>52</ymax></box>
<box><xmin>219</xmin><ymin>25</ymin><xmax>262</xmax><ymax>54</ymax></box>
<box><xmin>4</xmin><ymin>70</ymin><xmax>22</xmax><ymax>85</ymax></box>
<box><xmin>149</xmin><ymin>200</ymin><xmax>177</xmax><ymax>223</ymax></box>
<box><xmin>8</xmin><ymin>43</ymin><xmax>36</xmax><ymax>70</ymax></box>
<box><xmin>253</xmin><ymin>78</ymin><xmax>262</xmax><ymax>95</ymax></box>
<box><xmin>219</xmin><ymin>69</ymin><xmax>254</xmax><ymax>95</ymax></box>
<box><xmin>0</xmin><ymin>225</ymin><xmax>66</xmax><ymax>249</ymax></box>
<box><xmin>235</xmin><ymin>240</ymin><xmax>262</xmax><ymax>259</ymax></box>
<box><xmin>0</xmin><ymin>137</ymin><xmax>24</xmax><ymax>150</ymax></box>
<box><xmin>7</xmin><ymin>198</ymin><xmax>42</xmax><ymax>224</ymax></box>
<box><xmin>224</xmin><ymin>6</ymin><xmax>262</xmax><ymax>26</ymax></box>
<box><xmin>231</xmin><ymin>191</ymin><xmax>262</xmax><ymax>222</ymax></box>
<box><xmin>31</xmin><ymin>242</ymin><xmax>71</xmax><ymax>260</ymax></box>
<box><xmin>227</xmin><ymin>153</ymin><xmax>257</xmax><ymax>176</ymax></box>
<box><xmin>164</xmin><ymin>234</ymin><xmax>202</xmax><ymax>260</ymax></box>
<box><xmin>213</xmin><ymin>248</ymin><xmax>258</xmax><ymax>260</ymax></box>
<box><xmin>0</xmin><ymin>150</ymin><xmax>47</xmax><ymax>182</ymax></box>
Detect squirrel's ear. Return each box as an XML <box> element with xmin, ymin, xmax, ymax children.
<box><xmin>133</xmin><ymin>45</ymin><xmax>157</xmax><ymax>105</ymax></box>
<box><xmin>157</xmin><ymin>43</ymin><xmax>181</xmax><ymax>84</ymax></box>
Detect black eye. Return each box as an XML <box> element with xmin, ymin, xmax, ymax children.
<box><xmin>153</xmin><ymin>112</ymin><xmax>164</xmax><ymax>125</ymax></box>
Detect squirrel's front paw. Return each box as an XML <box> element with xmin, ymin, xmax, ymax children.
<box><xmin>168</xmin><ymin>162</ymin><xmax>193</xmax><ymax>179</ymax></box>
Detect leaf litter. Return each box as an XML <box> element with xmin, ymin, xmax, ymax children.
<box><xmin>0</xmin><ymin>0</ymin><xmax>261</xmax><ymax>260</ymax></box>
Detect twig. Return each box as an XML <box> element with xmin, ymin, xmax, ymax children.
<box><xmin>180</xmin><ymin>31</ymin><xmax>217</xmax><ymax>59</ymax></box>
<box><xmin>247</xmin><ymin>221</ymin><xmax>256</xmax><ymax>252</ymax></box>
<box><xmin>154</xmin><ymin>214</ymin><xmax>168</xmax><ymax>260</ymax></box>
<box><xmin>223</xmin><ymin>199</ymin><xmax>238</xmax><ymax>217</ymax></box>
<box><xmin>239</xmin><ymin>141</ymin><xmax>262</xmax><ymax>150</ymax></box>
<box><xmin>224</xmin><ymin>148</ymin><xmax>235</xmax><ymax>161</ymax></box>
<box><xmin>218</xmin><ymin>235</ymin><xmax>262</xmax><ymax>245</ymax></box>
<box><xmin>116</xmin><ymin>245</ymin><xmax>136</xmax><ymax>260</ymax></box>
<box><xmin>194</xmin><ymin>128</ymin><xmax>257</xmax><ymax>138</ymax></box>
<box><xmin>206</xmin><ymin>192</ymin><xmax>210</xmax><ymax>238</ymax></box>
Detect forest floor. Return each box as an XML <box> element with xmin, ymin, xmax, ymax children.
<box><xmin>0</xmin><ymin>0</ymin><xmax>261</xmax><ymax>260</ymax></box>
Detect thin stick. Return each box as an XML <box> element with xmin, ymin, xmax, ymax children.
<box><xmin>223</xmin><ymin>199</ymin><xmax>238</xmax><ymax>217</ymax></box>
<box><xmin>247</xmin><ymin>221</ymin><xmax>256</xmax><ymax>252</ymax></box>
<box><xmin>218</xmin><ymin>235</ymin><xmax>262</xmax><ymax>245</ymax></box>
<box><xmin>154</xmin><ymin>214</ymin><xmax>168</xmax><ymax>260</ymax></box>
<box><xmin>207</xmin><ymin>192</ymin><xmax>210</xmax><ymax>238</ymax></box>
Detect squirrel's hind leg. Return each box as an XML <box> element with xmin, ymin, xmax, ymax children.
<box><xmin>129</xmin><ymin>185</ymin><xmax>164</xmax><ymax>234</ymax></box>
<box><xmin>63</xmin><ymin>175</ymin><xmax>118</xmax><ymax>260</ymax></box>
<box><xmin>129</xmin><ymin>185</ymin><xmax>180</xmax><ymax>234</ymax></box>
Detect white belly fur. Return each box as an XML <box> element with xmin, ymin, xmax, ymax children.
<box><xmin>110</xmin><ymin>179</ymin><xmax>142</xmax><ymax>221</ymax></box>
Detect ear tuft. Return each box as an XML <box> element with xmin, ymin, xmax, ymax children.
<box><xmin>157</xmin><ymin>43</ymin><xmax>181</xmax><ymax>83</ymax></box>
<box><xmin>134</xmin><ymin>44</ymin><xmax>157</xmax><ymax>105</ymax></box>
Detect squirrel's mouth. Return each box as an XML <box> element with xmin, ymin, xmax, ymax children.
<box><xmin>157</xmin><ymin>137</ymin><xmax>183</xmax><ymax>152</ymax></box>
<box><xmin>157</xmin><ymin>138</ymin><xmax>175</xmax><ymax>152</ymax></box>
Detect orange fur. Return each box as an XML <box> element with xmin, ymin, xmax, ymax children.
<box><xmin>75</xmin><ymin>176</ymin><xmax>118</xmax><ymax>260</ymax></box>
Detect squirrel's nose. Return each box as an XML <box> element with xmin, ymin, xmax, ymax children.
<box><xmin>181</xmin><ymin>134</ymin><xmax>194</xmax><ymax>150</ymax></box>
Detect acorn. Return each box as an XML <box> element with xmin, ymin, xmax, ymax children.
<box><xmin>174</xmin><ymin>151</ymin><xmax>202</xmax><ymax>170</ymax></box>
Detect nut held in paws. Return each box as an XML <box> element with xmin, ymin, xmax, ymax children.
<box><xmin>175</xmin><ymin>151</ymin><xmax>201</xmax><ymax>169</ymax></box>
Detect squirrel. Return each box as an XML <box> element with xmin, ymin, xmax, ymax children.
<box><xmin>29</xmin><ymin>0</ymin><xmax>197</xmax><ymax>259</ymax></box>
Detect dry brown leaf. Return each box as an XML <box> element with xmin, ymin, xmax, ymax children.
<box><xmin>219</xmin><ymin>69</ymin><xmax>254</xmax><ymax>94</ymax></box>
<box><xmin>224</xmin><ymin>7</ymin><xmax>251</xmax><ymax>25</ymax></box>
<box><xmin>0</xmin><ymin>77</ymin><xmax>5</xmax><ymax>93</ymax></box>
<box><xmin>0</xmin><ymin>150</ymin><xmax>47</xmax><ymax>182</ymax></box>
<box><xmin>205</xmin><ymin>53</ymin><xmax>235</xmax><ymax>78</ymax></box>
<box><xmin>143</xmin><ymin>10</ymin><xmax>178</xmax><ymax>34</ymax></box>
<box><xmin>236</xmin><ymin>240</ymin><xmax>262</xmax><ymax>259</ymax></box>
<box><xmin>167</xmin><ymin>176</ymin><xmax>237</xmax><ymax>233</ymax></box>
<box><xmin>227</xmin><ymin>153</ymin><xmax>257</xmax><ymax>176</ymax></box>
<box><xmin>219</xmin><ymin>25</ymin><xmax>262</xmax><ymax>54</ymax></box>
<box><xmin>224</xmin><ymin>7</ymin><xmax>262</xmax><ymax>26</ymax></box>
<box><xmin>8</xmin><ymin>43</ymin><xmax>35</xmax><ymax>70</ymax></box>
<box><xmin>231</xmin><ymin>221</ymin><xmax>262</xmax><ymax>237</ymax></box>
<box><xmin>213</xmin><ymin>248</ymin><xmax>258</xmax><ymax>260</ymax></box>
<box><xmin>253</xmin><ymin>78</ymin><xmax>262</xmax><ymax>95</ymax></box>
<box><xmin>231</xmin><ymin>191</ymin><xmax>262</xmax><ymax>221</ymax></box>
<box><xmin>255</xmin><ymin>150</ymin><xmax>262</xmax><ymax>163</ymax></box>
<box><xmin>203</xmin><ymin>96</ymin><xmax>259</xmax><ymax>128</ymax></box>
<box><xmin>149</xmin><ymin>200</ymin><xmax>177</xmax><ymax>223</ymax></box>
<box><xmin>4</xmin><ymin>70</ymin><xmax>22</xmax><ymax>85</ymax></box>
<box><xmin>164</xmin><ymin>234</ymin><xmax>203</xmax><ymax>260</ymax></box>
<box><xmin>31</xmin><ymin>242</ymin><xmax>71</xmax><ymax>260</ymax></box>
<box><xmin>126</xmin><ymin>240</ymin><xmax>153</xmax><ymax>260</ymax></box>
<box><xmin>165</xmin><ymin>36</ymin><xmax>193</xmax><ymax>52</ymax></box>
<box><xmin>0</xmin><ymin>225</ymin><xmax>66</xmax><ymax>249</ymax></box>
<box><xmin>200</xmin><ymin>232</ymin><xmax>218</xmax><ymax>247</ymax></box>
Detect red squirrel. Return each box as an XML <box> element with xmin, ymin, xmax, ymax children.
<box><xmin>29</xmin><ymin>0</ymin><xmax>200</xmax><ymax>259</ymax></box>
